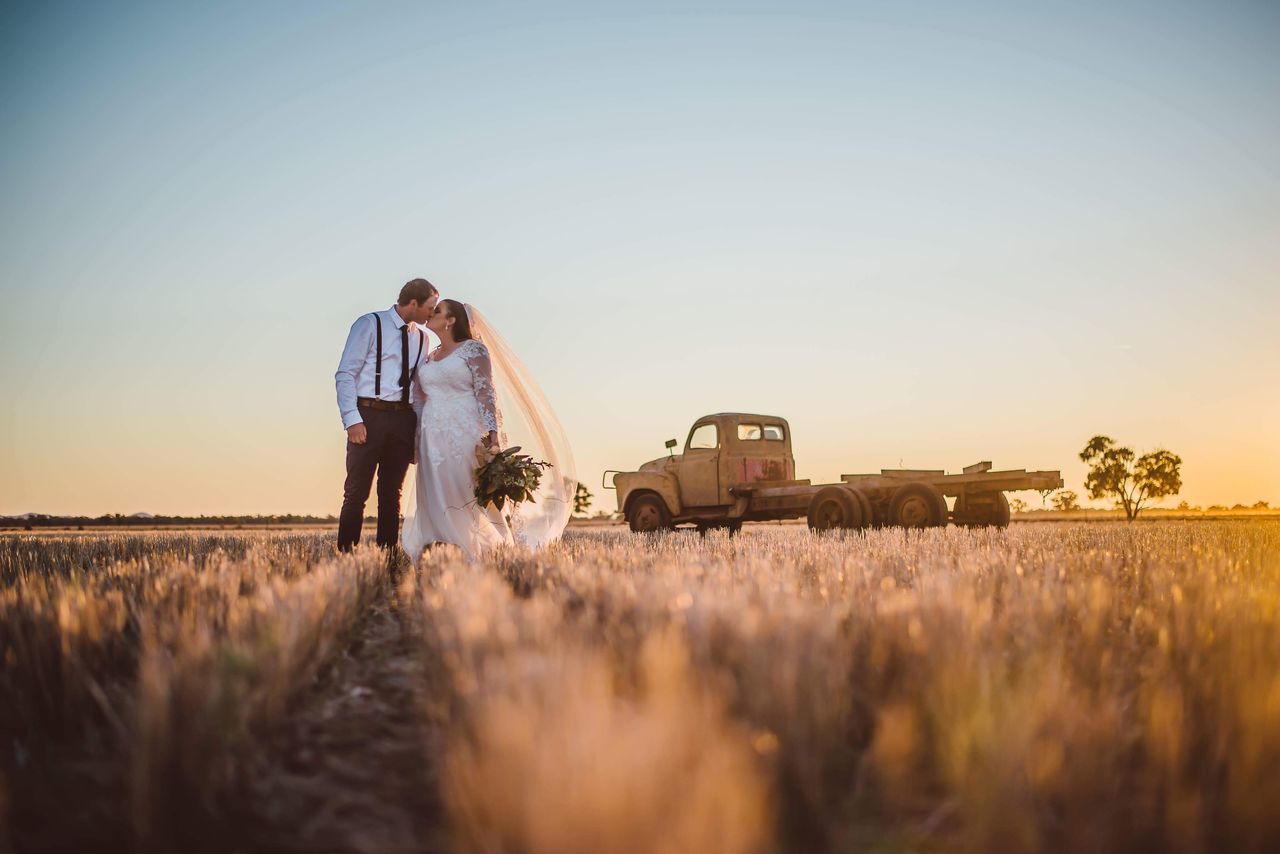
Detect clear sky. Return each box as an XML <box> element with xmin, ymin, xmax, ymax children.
<box><xmin>1</xmin><ymin>0</ymin><xmax>1277</xmax><ymax>516</ymax></box>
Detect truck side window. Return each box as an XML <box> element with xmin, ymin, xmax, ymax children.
<box><xmin>763</xmin><ymin>425</ymin><xmax>784</xmax><ymax>441</ymax></box>
<box><xmin>688</xmin><ymin>423</ymin><xmax>718</xmax><ymax>450</ymax></box>
<box><xmin>737</xmin><ymin>424</ymin><xmax>762</xmax><ymax>441</ymax></box>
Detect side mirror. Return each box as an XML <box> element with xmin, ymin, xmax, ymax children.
<box><xmin>665</xmin><ymin>439</ymin><xmax>678</xmax><ymax>457</ymax></box>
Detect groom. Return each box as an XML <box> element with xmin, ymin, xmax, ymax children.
<box><xmin>335</xmin><ymin>278</ymin><xmax>438</xmax><ymax>551</ymax></box>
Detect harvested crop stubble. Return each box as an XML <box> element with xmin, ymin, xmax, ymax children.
<box><xmin>1</xmin><ymin>534</ymin><xmax>329</xmax><ymax>746</ymax></box>
<box><xmin>3</xmin><ymin>523</ymin><xmax>1280</xmax><ymax>854</ymax></box>
<box><xmin>407</xmin><ymin>561</ymin><xmax>772</xmax><ymax>854</ymax></box>
<box><xmin>132</xmin><ymin>548</ymin><xmax>387</xmax><ymax>850</ymax></box>
<box><xmin>0</xmin><ymin>533</ymin><xmax>388</xmax><ymax>852</ymax></box>
<box><xmin>413</xmin><ymin>523</ymin><xmax>1280</xmax><ymax>853</ymax></box>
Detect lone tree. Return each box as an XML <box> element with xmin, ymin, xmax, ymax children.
<box><xmin>573</xmin><ymin>482</ymin><xmax>593</xmax><ymax>516</ymax></box>
<box><xmin>1052</xmin><ymin>489</ymin><xmax>1080</xmax><ymax>512</ymax></box>
<box><xmin>1079</xmin><ymin>436</ymin><xmax>1182</xmax><ymax>521</ymax></box>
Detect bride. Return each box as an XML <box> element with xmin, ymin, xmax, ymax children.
<box><xmin>400</xmin><ymin>299</ymin><xmax>574</xmax><ymax>560</ymax></box>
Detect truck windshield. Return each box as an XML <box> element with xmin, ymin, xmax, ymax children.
<box><xmin>763</xmin><ymin>425</ymin><xmax>784</xmax><ymax>440</ymax></box>
<box><xmin>738</xmin><ymin>424</ymin><xmax>762</xmax><ymax>441</ymax></box>
<box><xmin>688</xmin><ymin>423</ymin><xmax>718</xmax><ymax>449</ymax></box>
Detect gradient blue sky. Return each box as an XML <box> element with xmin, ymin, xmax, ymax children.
<box><xmin>1</xmin><ymin>1</ymin><xmax>1277</xmax><ymax>515</ymax></box>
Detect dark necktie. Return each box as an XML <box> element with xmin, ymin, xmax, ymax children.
<box><xmin>399</xmin><ymin>324</ymin><xmax>410</xmax><ymax>403</ymax></box>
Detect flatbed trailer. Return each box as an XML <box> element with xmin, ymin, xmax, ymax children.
<box><xmin>607</xmin><ymin>413</ymin><xmax>1063</xmax><ymax>532</ymax></box>
<box><xmin>728</xmin><ymin>462</ymin><xmax>1064</xmax><ymax>529</ymax></box>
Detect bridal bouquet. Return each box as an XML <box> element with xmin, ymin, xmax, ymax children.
<box><xmin>474</xmin><ymin>442</ymin><xmax>552</xmax><ymax>511</ymax></box>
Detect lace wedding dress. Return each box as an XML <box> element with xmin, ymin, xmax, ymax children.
<box><xmin>401</xmin><ymin>338</ymin><xmax>514</xmax><ymax>559</ymax></box>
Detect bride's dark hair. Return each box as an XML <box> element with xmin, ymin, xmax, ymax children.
<box><xmin>441</xmin><ymin>299</ymin><xmax>473</xmax><ymax>342</ymax></box>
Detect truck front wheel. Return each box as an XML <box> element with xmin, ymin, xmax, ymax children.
<box><xmin>627</xmin><ymin>493</ymin><xmax>673</xmax><ymax>533</ymax></box>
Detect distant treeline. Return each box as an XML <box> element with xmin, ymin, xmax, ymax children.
<box><xmin>1</xmin><ymin>513</ymin><xmax>342</xmax><ymax>529</ymax></box>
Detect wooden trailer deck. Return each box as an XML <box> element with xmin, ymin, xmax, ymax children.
<box><xmin>840</xmin><ymin>462</ymin><xmax>1064</xmax><ymax>495</ymax></box>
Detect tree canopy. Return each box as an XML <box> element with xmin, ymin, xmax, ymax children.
<box><xmin>1080</xmin><ymin>436</ymin><xmax>1182</xmax><ymax>521</ymax></box>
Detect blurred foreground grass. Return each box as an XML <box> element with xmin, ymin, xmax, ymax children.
<box><xmin>3</xmin><ymin>522</ymin><xmax>1279</xmax><ymax>853</ymax></box>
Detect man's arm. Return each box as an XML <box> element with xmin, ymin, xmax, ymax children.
<box><xmin>336</xmin><ymin>315</ymin><xmax>373</xmax><ymax>436</ymax></box>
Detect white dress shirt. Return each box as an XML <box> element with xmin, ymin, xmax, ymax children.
<box><xmin>335</xmin><ymin>306</ymin><xmax>431</xmax><ymax>428</ymax></box>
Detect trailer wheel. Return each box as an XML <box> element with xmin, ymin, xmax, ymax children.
<box><xmin>989</xmin><ymin>492</ymin><xmax>1011</xmax><ymax>528</ymax></box>
<box><xmin>954</xmin><ymin>492</ymin><xmax>1011</xmax><ymax>528</ymax></box>
<box><xmin>848</xmin><ymin>488</ymin><xmax>875</xmax><ymax>529</ymax></box>
<box><xmin>808</xmin><ymin>487</ymin><xmax>863</xmax><ymax>532</ymax></box>
<box><xmin>887</xmin><ymin>482</ymin><xmax>948</xmax><ymax>528</ymax></box>
<box><xmin>627</xmin><ymin>493</ymin><xmax>672</xmax><ymax>533</ymax></box>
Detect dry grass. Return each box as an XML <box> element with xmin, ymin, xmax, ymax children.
<box><xmin>410</xmin><ymin>522</ymin><xmax>1280</xmax><ymax>853</ymax></box>
<box><xmin>0</xmin><ymin>534</ymin><xmax>386</xmax><ymax>851</ymax></box>
<box><xmin>3</xmin><ymin>522</ymin><xmax>1280</xmax><ymax>853</ymax></box>
<box><xmin>407</xmin><ymin>566</ymin><xmax>771</xmax><ymax>854</ymax></box>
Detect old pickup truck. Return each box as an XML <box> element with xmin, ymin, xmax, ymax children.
<box><xmin>604</xmin><ymin>413</ymin><xmax>1063</xmax><ymax>533</ymax></box>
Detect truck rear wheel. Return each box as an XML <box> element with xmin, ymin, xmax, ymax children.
<box><xmin>627</xmin><ymin>493</ymin><xmax>672</xmax><ymax>533</ymax></box>
<box><xmin>887</xmin><ymin>482</ymin><xmax>948</xmax><ymax>528</ymax></box>
<box><xmin>808</xmin><ymin>487</ymin><xmax>863</xmax><ymax>532</ymax></box>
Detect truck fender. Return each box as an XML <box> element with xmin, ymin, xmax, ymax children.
<box><xmin>616</xmin><ymin>472</ymin><xmax>682</xmax><ymax>518</ymax></box>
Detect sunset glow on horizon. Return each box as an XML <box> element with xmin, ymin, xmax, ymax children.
<box><xmin>1</xmin><ymin>1</ymin><xmax>1276</xmax><ymax>516</ymax></box>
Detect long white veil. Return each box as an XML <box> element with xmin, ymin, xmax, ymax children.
<box><xmin>466</xmin><ymin>304</ymin><xmax>576</xmax><ymax>549</ymax></box>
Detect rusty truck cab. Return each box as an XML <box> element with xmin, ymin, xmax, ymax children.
<box><xmin>680</xmin><ymin>413</ymin><xmax>795</xmax><ymax>507</ymax></box>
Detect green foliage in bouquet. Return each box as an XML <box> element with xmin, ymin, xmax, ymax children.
<box><xmin>474</xmin><ymin>445</ymin><xmax>552</xmax><ymax>511</ymax></box>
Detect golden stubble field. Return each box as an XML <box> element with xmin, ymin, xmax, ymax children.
<box><xmin>2</xmin><ymin>522</ymin><xmax>1279</xmax><ymax>853</ymax></box>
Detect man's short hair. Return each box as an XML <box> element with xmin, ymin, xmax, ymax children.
<box><xmin>398</xmin><ymin>278</ymin><xmax>438</xmax><ymax>305</ymax></box>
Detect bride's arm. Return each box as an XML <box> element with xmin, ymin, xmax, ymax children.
<box><xmin>463</xmin><ymin>341</ymin><xmax>501</xmax><ymax>445</ymax></box>
<box><xmin>411</xmin><ymin>344</ymin><xmax>433</xmax><ymax>421</ymax></box>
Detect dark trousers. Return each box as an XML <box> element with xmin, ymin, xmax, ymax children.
<box><xmin>338</xmin><ymin>406</ymin><xmax>417</xmax><ymax>551</ymax></box>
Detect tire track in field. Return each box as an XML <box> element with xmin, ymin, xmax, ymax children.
<box><xmin>235</xmin><ymin>579</ymin><xmax>447</xmax><ymax>853</ymax></box>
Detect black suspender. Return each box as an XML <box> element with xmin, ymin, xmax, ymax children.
<box><xmin>410</xmin><ymin>330</ymin><xmax>425</xmax><ymax>383</ymax></box>
<box><xmin>369</xmin><ymin>313</ymin><xmax>382</xmax><ymax>395</ymax></box>
<box><xmin>368</xmin><ymin>314</ymin><xmax>425</xmax><ymax>400</ymax></box>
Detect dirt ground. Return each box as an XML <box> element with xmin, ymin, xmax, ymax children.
<box><xmin>235</xmin><ymin>585</ymin><xmax>448</xmax><ymax>854</ymax></box>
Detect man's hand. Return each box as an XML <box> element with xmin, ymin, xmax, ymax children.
<box><xmin>347</xmin><ymin>423</ymin><xmax>368</xmax><ymax>445</ymax></box>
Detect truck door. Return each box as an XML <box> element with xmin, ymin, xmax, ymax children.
<box><xmin>681</xmin><ymin>421</ymin><xmax>721</xmax><ymax>506</ymax></box>
<box><xmin>722</xmin><ymin>422</ymin><xmax>793</xmax><ymax>504</ymax></box>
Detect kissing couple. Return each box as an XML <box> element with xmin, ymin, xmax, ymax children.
<box><xmin>334</xmin><ymin>278</ymin><xmax>574</xmax><ymax>560</ymax></box>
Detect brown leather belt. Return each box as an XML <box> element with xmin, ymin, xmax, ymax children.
<box><xmin>357</xmin><ymin>397</ymin><xmax>413</xmax><ymax>412</ymax></box>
